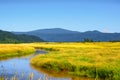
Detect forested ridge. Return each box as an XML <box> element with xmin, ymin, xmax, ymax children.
<box><xmin>0</xmin><ymin>30</ymin><xmax>44</xmax><ymax>43</ymax></box>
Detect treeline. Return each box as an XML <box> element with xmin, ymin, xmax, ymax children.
<box><xmin>109</xmin><ymin>40</ymin><xmax>120</xmax><ymax>42</ymax></box>
<box><xmin>83</xmin><ymin>38</ymin><xmax>120</xmax><ymax>42</ymax></box>
<box><xmin>0</xmin><ymin>30</ymin><xmax>44</xmax><ymax>43</ymax></box>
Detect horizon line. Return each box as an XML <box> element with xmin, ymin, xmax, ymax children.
<box><xmin>0</xmin><ymin>28</ymin><xmax>120</xmax><ymax>33</ymax></box>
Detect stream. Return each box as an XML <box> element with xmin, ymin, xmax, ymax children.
<box><xmin>0</xmin><ymin>50</ymin><xmax>71</xmax><ymax>80</ymax></box>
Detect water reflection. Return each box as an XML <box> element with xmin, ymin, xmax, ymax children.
<box><xmin>31</xmin><ymin>64</ymin><xmax>71</xmax><ymax>78</ymax></box>
<box><xmin>0</xmin><ymin>50</ymin><xmax>70</xmax><ymax>80</ymax></box>
<box><xmin>0</xmin><ymin>50</ymin><xmax>94</xmax><ymax>80</ymax></box>
<box><xmin>31</xmin><ymin>64</ymin><xmax>94</xmax><ymax>80</ymax></box>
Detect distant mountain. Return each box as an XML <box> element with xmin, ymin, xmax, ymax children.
<box><xmin>84</xmin><ymin>30</ymin><xmax>102</xmax><ymax>34</ymax></box>
<box><xmin>15</xmin><ymin>28</ymin><xmax>80</xmax><ymax>34</ymax></box>
<box><xmin>13</xmin><ymin>28</ymin><xmax>120</xmax><ymax>42</ymax></box>
<box><xmin>0</xmin><ymin>30</ymin><xmax>44</xmax><ymax>43</ymax></box>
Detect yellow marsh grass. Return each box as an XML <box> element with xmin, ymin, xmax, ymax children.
<box><xmin>30</xmin><ymin>42</ymin><xmax>120</xmax><ymax>79</ymax></box>
<box><xmin>0</xmin><ymin>44</ymin><xmax>35</xmax><ymax>58</ymax></box>
<box><xmin>0</xmin><ymin>42</ymin><xmax>120</xmax><ymax>79</ymax></box>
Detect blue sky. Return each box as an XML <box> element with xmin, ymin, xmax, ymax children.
<box><xmin>0</xmin><ymin>0</ymin><xmax>120</xmax><ymax>32</ymax></box>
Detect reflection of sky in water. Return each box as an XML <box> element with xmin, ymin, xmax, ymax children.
<box><xmin>0</xmin><ymin>51</ymin><xmax>71</xmax><ymax>80</ymax></box>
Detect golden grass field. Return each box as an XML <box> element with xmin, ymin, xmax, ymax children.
<box><xmin>0</xmin><ymin>42</ymin><xmax>120</xmax><ymax>79</ymax></box>
<box><xmin>30</xmin><ymin>42</ymin><xmax>120</xmax><ymax>80</ymax></box>
<box><xmin>0</xmin><ymin>44</ymin><xmax>35</xmax><ymax>59</ymax></box>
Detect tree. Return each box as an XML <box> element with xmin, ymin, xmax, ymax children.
<box><xmin>84</xmin><ymin>38</ymin><xmax>94</xmax><ymax>42</ymax></box>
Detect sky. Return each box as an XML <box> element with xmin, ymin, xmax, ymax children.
<box><xmin>0</xmin><ymin>0</ymin><xmax>120</xmax><ymax>33</ymax></box>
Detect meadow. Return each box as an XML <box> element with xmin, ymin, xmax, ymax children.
<box><xmin>30</xmin><ymin>42</ymin><xmax>120</xmax><ymax>80</ymax></box>
<box><xmin>0</xmin><ymin>42</ymin><xmax>120</xmax><ymax>80</ymax></box>
<box><xmin>0</xmin><ymin>44</ymin><xmax>35</xmax><ymax>59</ymax></box>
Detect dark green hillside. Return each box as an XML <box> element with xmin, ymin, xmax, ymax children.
<box><xmin>0</xmin><ymin>30</ymin><xmax>44</xmax><ymax>43</ymax></box>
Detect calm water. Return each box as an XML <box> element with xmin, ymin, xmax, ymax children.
<box><xmin>0</xmin><ymin>50</ymin><xmax>71</xmax><ymax>80</ymax></box>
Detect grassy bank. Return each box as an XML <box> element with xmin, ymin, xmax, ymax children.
<box><xmin>0</xmin><ymin>44</ymin><xmax>35</xmax><ymax>59</ymax></box>
<box><xmin>30</xmin><ymin>42</ymin><xmax>120</xmax><ymax>79</ymax></box>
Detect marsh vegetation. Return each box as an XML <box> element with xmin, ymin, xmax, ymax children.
<box><xmin>30</xmin><ymin>42</ymin><xmax>120</xmax><ymax>80</ymax></box>
<box><xmin>0</xmin><ymin>42</ymin><xmax>120</xmax><ymax>80</ymax></box>
<box><xmin>0</xmin><ymin>44</ymin><xmax>35</xmax><ymax>59</ymax></box>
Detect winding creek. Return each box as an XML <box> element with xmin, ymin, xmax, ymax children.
<box><xmin>0</xmin><ymin>50</ymin><xmax>71</xmax><ymax>80</ymax></box>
